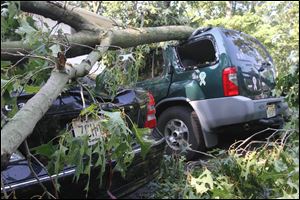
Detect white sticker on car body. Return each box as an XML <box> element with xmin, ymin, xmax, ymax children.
<box><xmin>199</xmin><ymin>72</ymin><xmax>206</xmax><ymax>86</ymax></box>
<box><xmin>252</xmin><ymin>76</ymin><xmax>257</xmax><ymax>90</ymax></box>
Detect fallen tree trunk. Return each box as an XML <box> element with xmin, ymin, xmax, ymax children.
<box><xmin>1</xmin><ymin>26</ymin><xmax>194</xmax><ymax>60</ymax></box>
<box><xmin>1</xmin><ymin>1</ymin><xmax>195</xmax><ymax>166</ymax></box>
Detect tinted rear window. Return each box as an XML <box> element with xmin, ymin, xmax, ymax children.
<box><xmin>222</xmin><ymin>30</ymin><xmax>272</xmax><ymax>64</ymax></box>
<box><xmin>177</xmin><ymin>36</ymin><xmax>217</xmax><ymax>69</ymax></box>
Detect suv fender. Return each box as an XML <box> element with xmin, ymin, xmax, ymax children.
<box><xmin>156</xmin><ymin>97</ymin><xmax>218</xmax><ymax>148</ymax></box>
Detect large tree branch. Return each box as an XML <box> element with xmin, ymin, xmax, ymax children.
<box><xmin>111</xmin><ymin>26</ymin><xmax>195</xmax><ymax>48</ymax></box>
<box><xmin>20</xmin><ymin>1</ymin><xmax>98</xmax><ymax>32</ymax></box>
<box><xmin>67</xmin><ymin>4</ymin><xmax>123</xmax><ymax>28</ymax></box>
<box><xmin>1</xmin><ymin>31</ymin><xmax>101</xmax><ymax>60</ymax></box>
<box><xmin>1</xmin><ymin>33</ymin><xmax>113</xmax><ymax>167</ymax></box>
<box><xmin>1</xmin><ymin>26</ymin><xmax>194</xmax><ymax>60</ymax></box>
<box><xmin>20</xmin><ymin>1</ymin><xmax>122</xmax><ymax>33</ymax></box>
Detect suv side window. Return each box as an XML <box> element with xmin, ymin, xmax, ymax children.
<box><xmin>138</xmin><ymin>48</ymin><xmax>165</xmax><ymax>81</ymax></box>
<box><xmin>176</xmin><ymin>36</ymin><xmax>218</xmax><ymax>69</ymax></box>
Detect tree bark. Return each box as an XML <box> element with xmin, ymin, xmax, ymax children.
<box><xmin>20</xmin><ymin>1</ymin><xmax>97</xmax><ymax>32</ymax></box>
<box><xmin>1</xmin><ymin>26</ymin><xmax>194</xmax><ymax>60</ymax></box>
<box><xmin>226</xmin><ymin>1</ymin><xmax>233</xmax><ymax>18</ymax></box>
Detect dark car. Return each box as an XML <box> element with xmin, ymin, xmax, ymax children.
<box><xmin>1</xmin><ymin>78</ymin><xmax>165</xmax><ymax>199</ymax></box>
<box><xmin>136</xmin><ymin>27</ymin><xmax>288</xmax><ymax>158</ymax></box>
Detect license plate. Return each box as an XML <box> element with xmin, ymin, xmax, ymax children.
<box><xmin>266</xmin><ymin>104</ymin><xmax>276</xmax><ymax>118</ymax></box>
<box><xmin>72</xmin><ymin>118</ymin><xmax>103</xmax><ymax>146</ymax></box>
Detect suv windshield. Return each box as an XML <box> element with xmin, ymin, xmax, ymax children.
<box><xmin>222</xmin><ymin>29</ymin><xmax>272</xmax><ymax>64</ymax></box>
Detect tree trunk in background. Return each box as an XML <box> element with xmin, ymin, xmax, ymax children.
<box><xmin>164</xmin><ymin>1</ymin><xmax>171</xmax><ymax>8</ymax></box>
<box><xmin>226</xmin><ymin>1</ymin><xmax>236</xmax><ymax>18</ymax></box>
<box><xmin>250</xmin><ymin>1</ymin><xmax>256</xmax><ymax>13</ymax></box>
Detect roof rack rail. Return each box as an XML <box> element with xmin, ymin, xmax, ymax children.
<box><xmin>188</xmin><ymin>27</ymin><xmax>212</xmax><ymax>40</ymax></box>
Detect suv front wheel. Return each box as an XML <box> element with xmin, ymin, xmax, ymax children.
<box><xmin>157</xmin><ymin>106</ymin><xmax>205</xmax><ymax>160</ymax></box>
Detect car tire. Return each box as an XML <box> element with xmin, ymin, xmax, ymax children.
<box><xmin>157</xmin><ymin>106</ymin><xmax>205</xmax><ymax>160</ymax></box>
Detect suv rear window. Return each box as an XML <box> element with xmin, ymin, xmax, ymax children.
<box><xmin>176</xmin><ymin>37</ymin><xmax>217</xmax><ymax>69</ymax></box>
<box><xmin>222</xmin><ymin>30</ymin><xmax>272</xmax><ymax>64</ymax></box>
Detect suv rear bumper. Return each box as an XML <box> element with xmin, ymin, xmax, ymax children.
<box><xmin>190</xmin><ymin>96</ymin><xmax>288</xmax><ymax>133</ymax></box>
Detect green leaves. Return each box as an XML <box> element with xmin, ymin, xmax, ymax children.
<box><xmin>1</xmin><ymin>1</ymin><xmax>21</xmax><ymax>41</ymax></box>
<box><xmin>49</xmin><ymin>44</ymin><xmax>61</xmax><ymax>57</ymax></box>
<box><xmin>189</xmin><ymin>169</ymin><xmax>214</xmax><ymax>195</ymax></box>
<box><xmin>80</xmin><ymin>103</ymin><xmax>98</xmax><ymax>116</ymax></box>
<box><xmin>101</xmin><ymin>110</ymin><xmax>134</xmax><ymax>177</ymax></box>
<box><xmin>24</xmin><ymin>85</ymin><xmax>41</xmax><ymax>93</ymax></box>
<box><xmin>31</xmin><ymin>142</ymin><xmax>57</xmax><ymax>159</ymax></box>
<box><xmin>132</xmin><ymin>124</ymin><xmax>152</xmax><ymax>159</ymax></box>
<box><xmin>15</xmin><ymin>18</ymin><xmax>37</xmax><ymax>36</ymax></box>
<box><xmin>153</xmin><ymin>128</ymin><xmax>299</xmax><ymax>199</ymax></box>
<box><xmin>30</xmin><ymin>104</ymin><xmax>153</xmax><ymax>196</ymax></box>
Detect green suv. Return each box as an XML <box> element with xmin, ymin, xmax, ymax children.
<box><xmin>136</xmin><ymin>27</ymin><xmax>288</xmax><ymax>158</ymax></box>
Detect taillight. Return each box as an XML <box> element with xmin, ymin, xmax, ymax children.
<box><xmin>144</xmin><ymin>92</ymin><xmax>157</xmax><ymax>129</ymax></box>
<box><xmin>222</xmin><ymin>67</ymin><xmax>239</xmax><ymax>96</ymax></box>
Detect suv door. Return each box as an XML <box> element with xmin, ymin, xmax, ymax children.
<box><xmin>136</xmin><ymin>48</ymin><xmax>171</xmax><ymax>102</ymax></box>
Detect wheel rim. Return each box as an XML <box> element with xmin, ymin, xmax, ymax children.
<box><xmin>164</xmin><ymin>119</ymin><xmax>189</xmax><ymax>151</ymax></box>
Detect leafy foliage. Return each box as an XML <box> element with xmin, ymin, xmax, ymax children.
<box><xmin>152</xmin><ymin>126</ymin><xmax>299</xmax><ymax>199</ymax></box>
<box><xmin>1</xmin><ymin>1</ymin><xmax>59</xmax><ymax>124</ymax></box>
<box><xmin>32</xmin><ymin>104</ymin><xmax>152</xmax><ymax>195</ymax></box>
<box><xmin>1</xmin><ymin>1</ymin><xmax>21</xmax><ymax>41</ymax></box>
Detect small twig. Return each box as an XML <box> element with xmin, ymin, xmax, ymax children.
<box><xmin>49</xmin><ymin>41</ymin><xmax>69</xmax><ymax>49</ymax></box>
<box><xmin>185</xmin><ymin>160</ymin><xmax>205</xmax><ymax>173</ymax></box>
<box><xmin>80</xmin><ymin>85</ymin><xmax>86</xmax><ymax>108</ymax></box>
<box><xmin>1</xmin><ymin>175</ymin><xmax>8</xmax><ymax>199</ymax></box>
<box><xmin>2</xmin><ymin>44</ymin><xmax>47</xmax><ymax>70</ymax></box>
<box><xmin>94</xmin><ymin>1</ymin><xmax>102</xmax><ymax>14</ymax></box>
<box><xmin>235</xmin><ymin>128</ymin><xmax>273</xmax><ymax>150</ymax></box>
<box><xmin>187</xmin><ymin>147</ymin><xmax>217</xmax><ymax>159</ymax></box>
<box><xmin>29</xmin><ymin>151</ymin><xmax>59</xmax><ymax>198</ymax></box>
<box><xmin>2</xmin><ymin>52</ymin><xmax>56</xmax><ymax>68</ymax></box>
<box><xmin>49</xmin><ymin>21</ymin><xmax>60</xmax><ymax>36</ymax></box>
<box><xmin>231</xmin><ymin>128</ymin><xmax>296</xmax><ymax>156</ymax></box>
<box><xmin>63</xmin><ymin>34</ymin><xmax>72</xmax><ymax>54</ymax></box>
<box><xmin>24</xmin><ymin>140</ymin><xmax>56</xmax><ymax>199</ymax></box>
<box><xmin>1</xmin><ymin>74</ymin><xmax>22</xmax><ymax>92</ymax></box>
<box><xmin>240</xmin><ymin>140</ymin><xmax>270</xmax><ymax>154</ymax></box>
<box><xmin>106</xmin><ymin>152</ymin><xmax>116</xmax><ymax>199</ymax></box>
<box><xmin>76</xmin><ymin>80</ymin><xmax>97</xmax><ymax>104</ymax></box>
<box><xmin>30</xmin><ymin>194</ymin><xmax>44</xmax><ymax>199</ymax></box>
